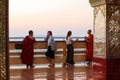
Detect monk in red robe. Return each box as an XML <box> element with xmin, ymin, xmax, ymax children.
<box><xmin>85</xmin><ymin>29</ymin><xmax>94</xmax><ymax>64</ymax></box>
<box><xmin>21</xmin><ymin>30</ymin><xmax>35</xmax><ymax>69</ymax></box>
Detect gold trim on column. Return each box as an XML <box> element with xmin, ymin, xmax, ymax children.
<box><xmin>93</xmin><ymin>4</ymin><xmax>107</xmax><ymax>58</ymax></box>
<box><xmin>0</xmin><ymin>0</ymin><xmax>9</xmax><ymax>80</ymax></box>
<box><xmin>89</xmin><ymin>0</ymin><xmax>106</xmax><ymax>7</ymax></box>
<box><xmin>107</xmin><ymin>6</ymin><xmax>120</xmax><ymax>58</ymax></box>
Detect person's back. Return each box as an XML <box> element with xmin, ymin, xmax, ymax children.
<box><xmin>21</xmin><ymin>30</ymin><xmax>35</xmax><ymax>69</ymax></box>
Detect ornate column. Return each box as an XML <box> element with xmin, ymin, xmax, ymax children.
<box><xmin>0</xmin><ymin>0</ymin><xmax>9</xmax><ymax>80</ymax></box>
<box><xmin>89</xmin><ymin>0</ymin><xmax>120</xmax><ymax>80</ymax></box>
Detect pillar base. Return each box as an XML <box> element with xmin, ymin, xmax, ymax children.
<box><xmin>93</xmin><ymin>57</ymin><xmax>106</xmax><ymax>80</ymax></box>
<box><xmin>107</xmin><ymin>58</ymin><xmax>120</xmax><ymax>80</ymax></box>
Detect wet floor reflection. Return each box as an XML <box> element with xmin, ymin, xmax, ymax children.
<box><xmin>46</xmin><ymin>68</ymin><xmax>55</xmax><ymax>80</ymax></box>
<box><xmin>21</xmin><ymin>69</ymin><xmax>34</xmax><ymax>80</ymax></box>
<box><xmin>66</xmin><ymin>66</ymin><xmax>74</xmax><ymax>80</ymax></box>
<box><xmin>10</xmin><ymin>64</ymin><xmax>105</xmax><ymax>80</ymax></box>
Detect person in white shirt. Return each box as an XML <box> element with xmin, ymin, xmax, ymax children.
<box><xmin>45</xmin><ymin>31</ymin><xmax>56</xmax><ymax>67</ymax></box>
<box><xmin>65</xmin><ymin>31</ymin><xmax>77</xmax><ymax>66</ymax></box>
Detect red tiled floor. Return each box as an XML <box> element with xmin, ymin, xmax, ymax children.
<box><xmin>10</xmin><ymin>64</ymin><xmax>105</xmax><ymax>80</ymax></box>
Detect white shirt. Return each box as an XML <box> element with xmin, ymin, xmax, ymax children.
<box><xmin>66</xmin><ymin>36</ymin><xmax>72</xmax><ymax>45</ymax></box>
<box><xmin>48</xmin><ymin>36</ymin><xmax>53</xmax><ymax>46</ymax></box>
<box><xmin>47</xmin><ymin>36</ymin><xmax>57</xmax><ymax>51</ymax></box>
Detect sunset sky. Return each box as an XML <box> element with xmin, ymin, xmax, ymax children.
<box><xmin>9</xmin><ymin>0</ymin><xmax>93</xmax><ymax>37</ymax></box>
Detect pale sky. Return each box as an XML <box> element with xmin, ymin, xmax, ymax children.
<box><xmin>9</xmin><ymin>0</ymin><xmax>93</xmax><ymax>37</ymax></box>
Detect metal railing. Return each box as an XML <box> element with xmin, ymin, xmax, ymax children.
<box><xmin>9</xmin><ymin>37</ymin><xmax>85</xmax><ymax>41</ymax></box>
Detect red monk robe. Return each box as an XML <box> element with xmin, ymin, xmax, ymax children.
<box><xmin>86</xmin><ymin>33</ymin><xmax>93</xmax><ymax>61</ymax></box>
<box><xmin>21</xmin><ymin>36</ymin><xmax>35</xmax><ymax>67</ymax></box>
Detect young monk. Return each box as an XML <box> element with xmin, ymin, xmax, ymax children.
<box><xmin>85</xmin><ymin>29</ymin><xmax>94</xmax><ymax>64</ymax></box>
<box><xmin>21</xmin><ymin>30</ymin><xmax>35</xmax><ymax>69</ymax></box>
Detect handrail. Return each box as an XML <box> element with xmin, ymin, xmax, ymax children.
<box><xmin>9</xmin><ymin>37</ymin><xmax>85</xmax><ymax>41</ymax></box>
<box><xmin>9</xmin><ymin>40</ymin><xmax>87</xmax><ymax>64</ymax></box>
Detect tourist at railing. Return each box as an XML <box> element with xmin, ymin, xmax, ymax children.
<box><xmin>20</xmin><ymin>30</ymin><xmax>36</xmax><ymax>69</ymax></box>
<box><xmin>64</xmin><ymin>31</ymin><xmax>78</xmax><ymax>66</ymax></box>
<box><xmin>85</xmin><ymin>29</ymin><xmax>94</xmax><ymax>65</ymax></box>
<box><xmin>45</xmin><ymin>31</ymin><xmax>57</xmax><ymax>67</ymax></box>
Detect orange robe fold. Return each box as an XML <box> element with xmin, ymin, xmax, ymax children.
<box><xmin>86</xmin><ymin>34</ymin><xmax>93</xmax><ymax>61</ymax></box>
<box><xmin>21</xmin><ymin>36</ymin><xmax>35</xmax><ymax>65</ymax></box>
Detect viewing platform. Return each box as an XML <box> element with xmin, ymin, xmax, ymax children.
<box><xmin>9</xmin><ymin>37</ymin><xmax>102</xmax><ymax>80</ymax></box>
<box><xmin>0</xmin><ymin>0</ymin><xmax>120</xmax><ymax>80</ymax></box>
<box><xmin>10</xmin><ymin>65</ymin><xmax>96</xmax><ymax>80</ymax></box>
<box><xmin>9</xmin><ymin>37</ymin><xmax>86</xmax><ymax>65</ymax></box>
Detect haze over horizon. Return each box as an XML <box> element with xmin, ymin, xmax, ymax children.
<box><xmin>9</xmin><ymin>0</ymin><xmax>93</xmax><ymax>37</ymax></box>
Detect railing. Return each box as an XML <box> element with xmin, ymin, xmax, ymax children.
<box><xmin>9</xmin><ymin>37</ymin><xmax>87</xmax><ymax>65</ymax></box>
<box><xmin>9</xmin><ymin>37</ymin><xmax>85</xmax><ymax>41</ymax></box>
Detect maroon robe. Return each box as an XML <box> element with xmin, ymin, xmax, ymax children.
<box><xmin>86</xmin><ymin>34</ymin><xmax>93</xmax><ymax>61</ymax></box>
<box><xmin>21</xmin><ymin>36</ymin><xmax>35</xmax><ymax>65</ymax></box>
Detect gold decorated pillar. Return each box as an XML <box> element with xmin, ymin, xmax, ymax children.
<box><xmin>89</xmin><ymin>0</ymin><xmax>120</xmax><ymax>80</ymax></box>
<box><xmin>0</xmin><ymin>0</ymin><xmax>9</xmax><ymax>80</ymax></box>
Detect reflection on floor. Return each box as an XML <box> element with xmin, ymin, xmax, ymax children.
<box><xmin>10</xmin><ymin>63</ymin><xmax>104</xmax><ymax>80</ymax></box>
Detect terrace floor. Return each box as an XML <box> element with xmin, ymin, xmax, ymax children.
<box><xmin>10</xmin><ymin>63</ymin><xmax>105</xmax><ymax>80</ymax></box>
